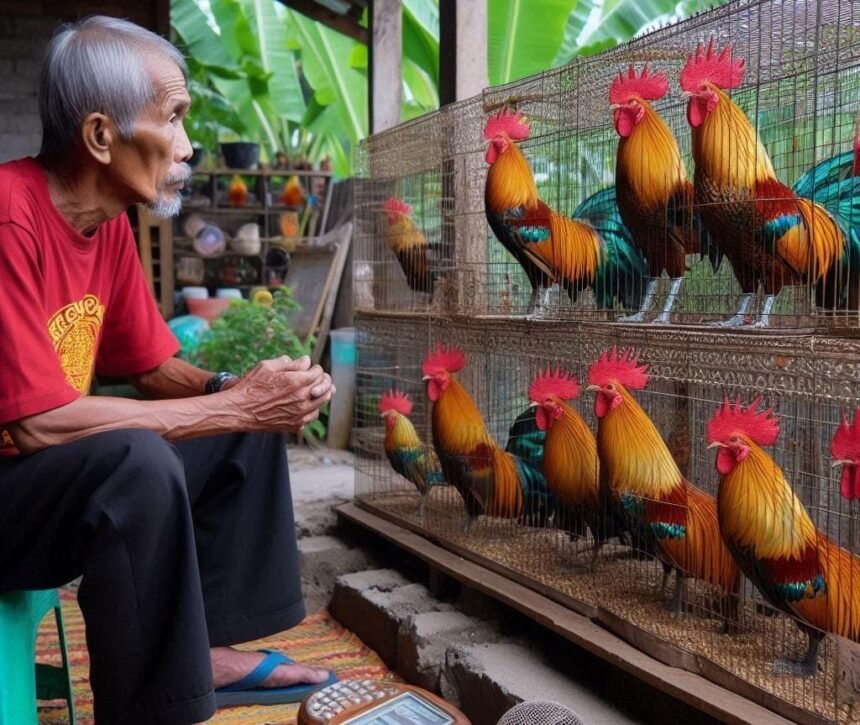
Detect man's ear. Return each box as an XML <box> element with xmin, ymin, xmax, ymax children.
<box><xmin>80</xmin><ymin>112</ymin><xmax>115</xmax><ymax>165</ymax></box>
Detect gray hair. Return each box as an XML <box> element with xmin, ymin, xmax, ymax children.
<box><xmin>39</xmin><ymin>16</ymin><xmax>187</xmax><ymax>159</ymax></box>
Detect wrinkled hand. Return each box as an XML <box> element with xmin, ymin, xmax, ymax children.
<box><xmin>227</xmin><ymin>356</ymin><xmax>336</xmax><ymax>433</ymax></box>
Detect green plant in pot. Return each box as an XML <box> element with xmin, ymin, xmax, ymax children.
<box><xmin>188</xmin><ymin>288</ymin><xmax>325</xmax><ymax>441</ymax></box>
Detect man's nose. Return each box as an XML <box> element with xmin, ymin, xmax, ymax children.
<box><xmin>176</xmin><ymin>119</ymin><xmax>193</xmax><ymax>163</ymax></box>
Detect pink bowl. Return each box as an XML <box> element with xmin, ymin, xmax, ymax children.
<box><xmin>186</xmin><ymin>297</ymin><xmax>231</xmax><ymax>323</ymax></box>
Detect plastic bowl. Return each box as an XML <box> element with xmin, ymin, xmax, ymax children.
<box><xmin>186</xmin><ymin>296</ymin><xmax>232</xmax><ymax>323</ymax></box>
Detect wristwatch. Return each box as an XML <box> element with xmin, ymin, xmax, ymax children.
<box><xmin>205</xmin><ymin>371</ymin><xmax>239</xmax><ymax>394</ymax></box>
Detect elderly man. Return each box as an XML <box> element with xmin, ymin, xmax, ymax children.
<box><xmin>0</xmin><ymin>15</ymin><xmax>337</xmax><ymax>725</ymax></box>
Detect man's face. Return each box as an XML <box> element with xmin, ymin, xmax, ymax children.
<box><xmin>110</xmin><ymin>55</ymin><xmax>193</xmax><ymax>218</ymax></box>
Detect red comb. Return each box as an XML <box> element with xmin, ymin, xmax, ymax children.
<box><xmin>422</xmin><ymin>343</ymin><xmax>466</xmax><ymax>376</ymax></box>
<box><xmin>379</xmin><ymin>389</ymin><xmax>413</xmax><ymax>416</ymax></box>
<box><xmin>831</xmin><ymin>407</ymin><xmax>860</xmax><ymax>462</ymax></box>
<box><xmin>383</xmin><ymin>197</ymin><xmax>412</xmax><ymax>217</ymax></box>
<box><xmin>587</xmin><ymin>347</ymin><xmax>649</xmax><ymax>390</ymax></box>
<box><xmin>483</xmin><ymin>109</ymin><xmax>531</xmax><ymax>142</ymax></box>
<box><xmin>706</xmin><ymin>395</ymin><xmax>780</xmax><ymax>447</ymax></box>
<box><xmin>680</xmin><ymin>38</ymin><xmax>745</xmax><ymax>92</ymax></box>
<box><xmin>529</xmin><ymin>367</ymin><xmax>580</xmax><ymax>403</ymax></box>
<box><xmin>609</xmin><ymin>64</ymin><xmax>669</xmax><ymax>105</ymax></box>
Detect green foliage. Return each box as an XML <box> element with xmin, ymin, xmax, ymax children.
<box><xmin>190</xmin><ymin>288</ymin><xmax>313</xmax><ymax>376</ymax></box>
<box><xmin>174</xmin><ymin>0</ymin><xmax>728</xmax><ymax>174</ymax></box>
<box><xmin>189</xmin><ymin>288</ymin><xmax>327</xmax><ymax>441</ymax></box>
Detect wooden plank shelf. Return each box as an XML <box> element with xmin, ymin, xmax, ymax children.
<box><xmin>336</xmin><ymin>501</ymin><xmax>794</xmax><ymax>725</ymax></box>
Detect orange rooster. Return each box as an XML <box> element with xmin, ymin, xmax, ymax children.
<box><xmin>707</xmin><ymin>397</ymin><xmax>860</xmax><ymax>674</ymax></box>
<box><xmin>383</xmin><ymin>197</ymin><xmax>436</xmax><ymax>295</ymax></box>
<box><xmin>484</xmin><ymin>110</ymin><xmax>646</xmax><ymax>316</ymax></box>
<box><xmin>587</xmin><ymin>347</ymin><xmax>739</xmax><ymax>617</ymax></box>
<box><xmin>682</xmin><ymin>39</ymin><xmax>860</xmax><ymax>326</ymax></box>
<box><xmin>380</xmin><ymin>390</ymin><xmax>444</xmax><ymax>522</ymax></box>
<box><xmin>228</xmin><ymin>174</ymin><xmax>248</xmax><ymax>208</ymax></box>
<box><xmin>422</xmin><ymin>344</ymin><xmax>552</xmax><ymax>528</ymax></box>
<box><xmin>832</xmin><ymin>408</ymin><xmax>860</xmax><ymax>501</ymax></box>
<box><xmin>610</xmin><ymin>64</ymin><xmax>720</xmax><ymax>323</ymax></box>
<box><xmin>529</xmin><ymin>367</ymin><xmax>627</xmax><ymax>568</ymax></box>
<box><xmin>282</xmin><ymin>175</ymin><xmax>304</xmax><ymax>207</ymax></box>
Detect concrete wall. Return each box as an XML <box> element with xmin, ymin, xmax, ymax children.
<box><xmin>0</xmin><ymin>1</ymin><xmax>167</xmax><ymax>163</ymax></box>
<box><xmin>0</xmin><ymin>15</ymin><xmax>53</xmax><ymax>162</ymax></box>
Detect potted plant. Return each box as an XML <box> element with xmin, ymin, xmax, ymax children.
<box><xmin>219</xmin><ymin>131</ymin><xmax>260</xmax><ymax>170</ymax></box>
<box><xmin>187</xmin><ymin>288</ymin><xmax>325</xmax><ymax>441</ymax></box>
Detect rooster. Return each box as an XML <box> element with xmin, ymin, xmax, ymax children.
<box><xmin>707</xmin><ymin>397</ymin><xmax>860</xmax><ymax>674</ymax></box>
<box><xmin>832</xmin><ymin>407</ymin><xmax>860</xmax><ymax>501</ymax></box>
<box><xmin>610</xmin><ymin>64</ymin><xmax>720</xmax><ymax>323</ymax></box>
<box><xmin>282</xmin><ymin>175</ymin><xmax>304</xmax><ymax>207</ymax></box>
<box><xmin>682</xmin><ymin>39</ymin><xmax>860</xmax><ymax>326</ymax></box>
<box><xmin>380</xmin><ymin>390</ymin><xmax>444</xmax><ymax>522</ymax></box>
<box><xmin>587</xmin><ymin>347</ymin><xmax>740</xmax><ymax>618</ymax></box>
<box><xmin>228</xmin><ymin>174</ymin><xmax>248</xmax><ymax>208</ymax></box>
<box><xmin>422</xmin><ymin>343</ymin><xmax>553</xmax><ymax>528</ymax></box>
<box><xmin>383</xmin><ymin>197</ymin><xmax>437</xmax><ymax>296</ymax></box>
<box><xmin>529</xmin><ymin>367</ymin><xmax>626</xmax><ymax>567</ymax></box>
<box><xmin>484</xmin><ymin>109</ymin><xmax>646</xmax><ymax>316</ymax></box>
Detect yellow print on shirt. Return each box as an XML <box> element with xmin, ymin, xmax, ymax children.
<box><xmin>47</xmin><ymin>294</ymin><xmax>105</xmax><ymax>393</ymax></box>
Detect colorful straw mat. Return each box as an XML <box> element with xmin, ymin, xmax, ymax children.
<box><xmin>38</xmin><ymin>590</ymin><xmax>398</xmax><ymax>724</ymax></box>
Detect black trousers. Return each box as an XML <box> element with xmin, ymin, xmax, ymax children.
<box><xmin>0</xmin><ymin>430</ymin><xmax>305</xmax><ymax>725</ymax></box>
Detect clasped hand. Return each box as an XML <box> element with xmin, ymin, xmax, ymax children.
<box><xmin>228</xmin><ymin>355</ymin><xmax>336</xmax><ymax>433</ymax></box>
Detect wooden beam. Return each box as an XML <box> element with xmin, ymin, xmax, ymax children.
<box><xmin>337</xmin><ymin>502</ymin><xmax>796</xmax><ymax>725</ymax></box>
<box><xmin>369</xmin><ymin>0</ymin><xmax>401</xmax><ymax>133</ymax></box>
<box><xmin>439</xmin><ymin>0</ymin><xmax>486</xmax><ymax>106</ymax></box>
<box><xmin>277</xmin><ymin>0</ymin><xmax>368</xmax><ymax>44</ymax></box>
<box><xmin>439</xmin><ymin>0</ymin><xmax>455</xmax><ymax>106</ymax></box>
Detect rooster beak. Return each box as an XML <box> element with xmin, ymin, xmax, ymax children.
<box><xmin>832</xmin><ymin>459</ymin><xmax>850</xmax><ymax>468</ymax></box>
<box><xmin>422</xmin><ymin>375</ymin><xmax>431</xmax><ymax>381</ymax></box>
<box><xmin>707</xmin><ymin>441</ymin><xmax>725</xmax><ymax>450</ymax></box>
<box><xmin>528</xmin><ymin>401</ymin><xmax>538</xmax><ymax>408</ymax></box>
<box><xmin>681</xmin><ymin>91</ymin><xmax>694</xmax><ymax>98</ymax></box>
<box><xmin>585</xmin><ymin>385</ymin><xmax>600</xmax><ymax>393</ymax></box>
<box><xmin>609</xmin><ymin>103</ymin><xmax>621</xmax><ymax>111</ymax></box>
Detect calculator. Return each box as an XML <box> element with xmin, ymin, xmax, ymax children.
<box><xmin>297</xmin><ymin>680</ymin><xmax>471</xmax><ymax>725</ymax></box>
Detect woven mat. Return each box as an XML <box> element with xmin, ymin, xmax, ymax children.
<box><xmin>38</xmin><ymin>591</ymin><xmax>397</xmax><ymax>724</ymax></box>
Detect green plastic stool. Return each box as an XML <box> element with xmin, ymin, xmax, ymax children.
<box><xmin>0</xmin><ymin>589</ymin><xmax>76</xmax><ymax>725</ymax></box>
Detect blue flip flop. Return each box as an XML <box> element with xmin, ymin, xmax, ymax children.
<box><xmin>215</xmin><ymin>649</ymin><xmax>338</xmax><ymax>707</ymax></box>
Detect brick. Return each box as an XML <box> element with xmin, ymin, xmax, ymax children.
<box><xmin>330</xmin><ymin>570</ymin><xmax>452</xmax><ymax>668</ymax></box>
<box><xmin>299</xmin><ymin>536</ymin><xmax>375</xmax><ymax>614</ymax></box>
<box><xmin>397</xmin><ymin>611</ymin><xmax>497</xmax><ymax>692</ymax></box>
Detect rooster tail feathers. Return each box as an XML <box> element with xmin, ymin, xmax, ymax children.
<box><xmin>573</xmin><ymin>187</ymin><xmax>647</xmax><ymax>309</ymax></box>
<box><xmin>513</xmin><ymin>454</ymin><xmax>555</xmax><ymax>526</ymax></box>
<box><xmin>505</xmin><ymin>406</ymin><xmax>546</xmax><ymax>471</ymax></box>
<box><xmin>792</xmin><ymin>151</ymin><xmax>855</xmax><ymax>199</ymax></box>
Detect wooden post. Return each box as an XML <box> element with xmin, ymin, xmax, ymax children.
<box><xmin>369</xmin><ymin>0</ymin><xmax>402</xmax><ymax>134</ymax></box>
<box><xmin>440</xmin><ymin>0</ymin><xmax>488</xmax><ymax>105</ymax></box>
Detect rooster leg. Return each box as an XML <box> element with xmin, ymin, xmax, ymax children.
<box><xmin>526</xmin><ymin>287</ymin><xmax>552</xmax><ymax>318</ymax></box>
<box><xmin>417</xmin><ymin>495</ymin><xmax>427</xmax><ymax>526</ymax></box>
<box><xmin>659</xmin><ymin>562</ymin><xmax>673</xmax><ymax>598</ymax></box>
<box><xmin>618</xmin><ymin>279</ymin><xmax>657</xmax><ymax>323</ymax></box>
<box><xmin>712</xmin><ymin>292</ymin><xmax>754</xmax><ymax>327</ymax></box>
<box><xmin>665</xmin><ymin>571</ymin><xmax>687</xmax><ymax>614</ymax></box>
<box><xmin>460</xmin><ymin>515</ymin><xmax>476</xmax><ymax>535</ymax></box>
<box><xmin>751</xmin><ymin>294</ymin><xmax>775</xmax><ymax>328</ymax></box>
<box><xmin>652</xmin><ymin>277</ymin><xmax>684</xmax><ymax>324</ymax></box>
<box><xmin>773</xmin><ymin>627</ymin><xmax>824</xmax><ymax>677</ymax></box>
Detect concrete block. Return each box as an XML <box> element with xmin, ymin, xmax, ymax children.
<box><xmin>299</xmin><ymin>536</ymin><xmax>375</xmax><ymax>614</ymax></box>
<box><xmin>441</xmin><ymin>642</ymin><xmax>632</xmax><ymax>725</ymax></box>
<box><xmin>330</xmin><ymin>570</ymin><xmax>452</xmax><ymax>669</ymax></box>
<box><xmin>397</xmin><ymin>610</ymin><xmax>497</xmax><ymax>692</ymax></box>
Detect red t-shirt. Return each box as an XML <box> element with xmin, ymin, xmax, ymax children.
<box><xmin>0</xmin><ymin>157</ymin><xmax>179</xmax><ymax>455</ymax></box>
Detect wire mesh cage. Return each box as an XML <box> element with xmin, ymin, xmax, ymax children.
<box><xmin>354</xmin><ymin>110</ymin><xmax>455</xmax><ymax>314</ymax></box>
<box><xmin>472</xmin><ymin>0</ymin><xmax>860</xmax><ymax>327</ymax></box>
<box><xmin>353</xmin><ymin>1</ymin><xmax>860</xmax><ymax>722</ymax></box>
<box><xmin>354</xmin><ymin>316</ymin><xmax>860</xmax><ymax>723</ymax></box>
